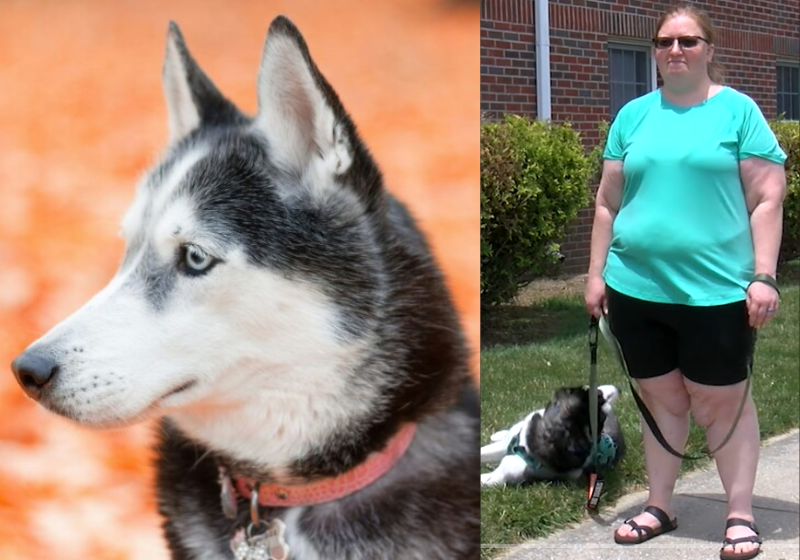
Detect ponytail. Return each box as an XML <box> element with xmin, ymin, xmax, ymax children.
<box><xmin>708</xmin><ymin>60</ymin><xmax>725</xmax><ymax>84</ymax></box>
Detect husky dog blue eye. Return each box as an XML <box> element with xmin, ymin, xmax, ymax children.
<box><xmin>180</xmin><ymin>244</ymin><xmax>216</xmax><ymax>275</ymax></box>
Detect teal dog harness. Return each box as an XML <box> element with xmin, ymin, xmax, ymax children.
<box><xmin>506</xmin><ymin>432</ymin><xmax>618</xmax><ymax>472</ymax></box>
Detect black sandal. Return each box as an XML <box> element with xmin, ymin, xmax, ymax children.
<box><xmin>720</xmin><ymin>518</ymin><xmax>762</xmax><ymax>560</ymax></box>
<box><xmin>614</xmin><ymin>505</ymin><xmax>678</xmax><ymax>545</ymax></box>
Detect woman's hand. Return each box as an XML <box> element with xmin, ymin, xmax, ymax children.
<box><xmin>585</xmin><ymin>275</ymin><xmax>607</xmax><ymax>318</ymax></box>
<box><xmin>746</xmin><ymin>280</ymin><xmax>780</xmax><ymax>329</ymax></box>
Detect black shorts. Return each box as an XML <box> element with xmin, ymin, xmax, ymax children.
<box><xmin>605</xmin><ymin>286</ymin><xmax>755</xmax><ymax>386</ymax></box>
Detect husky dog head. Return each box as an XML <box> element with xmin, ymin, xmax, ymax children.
<box><xmin>11</xmin><ymin>17</ymin><xmax>468</xmax><ymax>478</ymax></box>
<box><xmin>525</xmin><ymin>385</ymin><xmax>619</xmax><ymax>472</ymax></box>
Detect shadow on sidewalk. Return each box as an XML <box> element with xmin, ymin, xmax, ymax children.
<box><xmin>587</xmin><ymin>492</ymin><xmax>799</xmax><ymax>546</ymax></box>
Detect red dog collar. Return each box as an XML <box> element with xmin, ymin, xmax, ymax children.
<box><xmin>232</xmin><ymin>423</ymin><xmax>417</xmax><ymax>508</ymax></box>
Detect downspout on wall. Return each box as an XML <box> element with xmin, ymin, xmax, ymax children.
<box><xmin>535</xmin><ymin>0</ymin><xmax>551</xmax><ymax>121</ymax></box>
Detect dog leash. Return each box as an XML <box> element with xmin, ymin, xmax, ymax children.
<box><xmin>586</xmin><ymin>316</ymin><xmax>605</xmax><ymax>509</ymax></box>
<box><xmin>596</xmin><ymin>313</ymin><xmax>754</xmax><ymax>462</ymax></box>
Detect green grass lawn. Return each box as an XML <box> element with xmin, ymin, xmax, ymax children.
<box><xmin>480</xmin><ymin>273</ymin><xmax>800</xmax><ymax>558</ymax></box>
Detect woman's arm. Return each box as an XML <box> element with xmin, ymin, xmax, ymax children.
<box><xmin>740</xmin><ymin>157</ymin><xmax>786</xmax><ymax>277</ymax></box>
<box><xmin>740</xmin><ymin>156</ymin><xmax>786</xmax><ymax>327</ymax></box>
<box><xmin>585</xmin><ymin>160</ymin><xmax>624</xmax><ymax>316</ymax></box>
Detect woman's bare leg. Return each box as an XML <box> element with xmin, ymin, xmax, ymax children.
<box><xmin>686</xmin><ymin>378</ymin><xmax>760</xmax><ymax>556</ymax></box>
<box><xmin>616</xmin><ymin>368</ymin><xmax>691</xmax><ymax>538</ymax></box>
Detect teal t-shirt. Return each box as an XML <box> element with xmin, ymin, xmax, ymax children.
<box><xmin>603</xmin><ymin>86</ymin><xmax>787</xmax><ymax>306</ymax></box>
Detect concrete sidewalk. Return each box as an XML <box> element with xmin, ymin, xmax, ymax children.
<box><xmin>493</xmin><ymin>430</ymin><xmax>800</xmax><ymax>560</ymax></box>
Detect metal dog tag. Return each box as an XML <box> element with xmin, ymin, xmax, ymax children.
<box><xmin>231</xmin><ymin>520</ymin><xmax>289</xmax><ymax>560</ymax></box>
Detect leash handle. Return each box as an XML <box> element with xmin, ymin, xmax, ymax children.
<box><xmin>586</xmin><ymin>471</ymin><xmax>605</xmax><ymax>510</ymax></box>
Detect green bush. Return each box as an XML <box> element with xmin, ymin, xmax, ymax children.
<box><xmin>480</xmin><ymin>115</ymin><xmax>591</xmax><ymax>306</ymax></box>
<box><xmin>769</xmin><ymin>120</ymin><xmax>799</xmax><ymax>264</ymax></box>
<box><xmin>587</xmin><ymin>121</ymin><xmax>609</xmax><ymax>184</ymax></box>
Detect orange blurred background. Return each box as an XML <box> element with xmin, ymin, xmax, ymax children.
<box><xmin>0</xmin><ymin>1</ymin><xmax>478</xmax><ymax>558</ymax></box>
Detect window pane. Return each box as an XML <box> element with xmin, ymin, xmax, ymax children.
<box><xmin>612</xmin><ymin>85</ymin><xmax>628</xmax><ymax>117</ymax></box>
<box><xmin>623</xmin><ymin>50</ymin><xmax>635</xmax><ymax>83</ymax></box>
<box><xmin>776</xmin><ymin>65</ymin><xmax>799</xmax><ymax>119</ymax></box>
<box><xmin>610</xmin><ymin>87</ymin><xmax>622</xmax><ymax>117</ymax></box>
<box><xmin>608</xmin><ymin>44</ymin><xmax>655</xmax><ymax>116</ymax></box>
<box><xmin>629</xmin><ymin>83</ymin><xmax>640</xmax><ymax>102</ymax></box>
<box><xmin>636</xmin><ymin>51</ymin><xmax>648</xmax><ymax>87</ymax></box>
<box><xmin>779</xmin><ymin>93</ymin><xmax>799</xmax><ymax>120</ymax></box>
<box><xmin>610</xmin><ymin>50</ymin><xmax>624</xmax><ymax>82</ymax></box>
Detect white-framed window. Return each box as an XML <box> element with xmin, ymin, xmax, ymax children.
<box><xmin>607</xmin><ymin>42</ymin><xmax>656</xmax><ymax>119</ymax></box>
<box><xmin>777</xmin><ymin>63</ymin><xmax>799</xmax><ymax>120</ymax></box>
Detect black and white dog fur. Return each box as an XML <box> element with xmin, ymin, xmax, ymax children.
<box><xmin>11</xmin><ymin>17</ymin><xmax>479</xmax><ymax>559</ymax></box>
<box><xmin>481</xmin><ymin>385</ymin><xmax>624</xmax><ymax>487</ymax></box>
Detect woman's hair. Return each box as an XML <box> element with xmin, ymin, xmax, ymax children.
<box><xmin>655</xmin><ymin>2</ymin><xmax>725</xmax><ymax>84</ymax></box>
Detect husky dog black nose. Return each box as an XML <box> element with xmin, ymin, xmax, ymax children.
<box><xmin>11</xmin><ymin>352</ymin><xmax>58</xmax><ymax>399</ymax></box>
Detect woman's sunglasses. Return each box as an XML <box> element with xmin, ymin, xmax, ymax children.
<box><xmin>652</xmin><ymin>35</ymin><xmax>709</xmax><ymax>49</ymax></box>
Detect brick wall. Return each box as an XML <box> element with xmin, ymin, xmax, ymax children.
<box><xmin>480</xmin><ymin>0</ymin><xmax>536</xmax><ymax>118</ymax></box>
<box><xmin>480</xmin><ymin>0</ymin><xmax>800</xmax><ymax>275</ymax></box>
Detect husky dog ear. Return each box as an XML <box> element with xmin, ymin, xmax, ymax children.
<box><xmin>162</xmin><ymin>22</ymin><xmax>243</xmax><ymax>143</ymax></box>
<box><xmin>254</xmin><ymin>16</ymin><xmax>354</xmax><ymax>187</ymax></box>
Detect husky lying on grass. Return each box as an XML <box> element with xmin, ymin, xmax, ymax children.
<box><xmin>481</xmin><ymin>385</ymin><xmax>624</xmax><ymax>487</ymax></box>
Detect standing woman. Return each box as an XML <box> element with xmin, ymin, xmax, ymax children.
<box><xmin>584</xmin><ymin>3</ymin><xmax>787</xmax><ymax>560</ymax></box>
